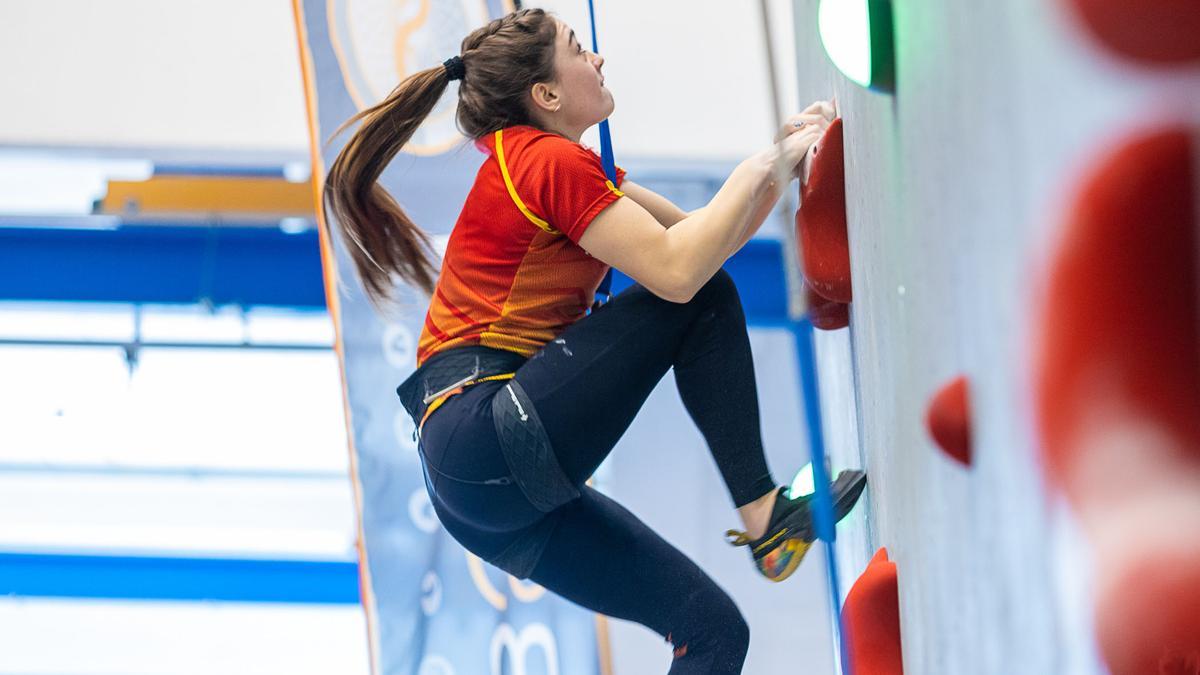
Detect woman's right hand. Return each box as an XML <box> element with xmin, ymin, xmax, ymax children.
<box><xmin>774</xmin><ymin>100</ymin><xmax>837</xmax><ymax>144</ymax></box>
<box><xmin>767</xmin><ymin>123</ymin><xmax>822</xmax><ymax>190</ymax></box>
<box><xmin>772</xmin><ymin>99</ymin><xmax>837</xmax><ymax>183</ymax></box>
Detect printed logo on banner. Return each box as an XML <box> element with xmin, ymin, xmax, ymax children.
<box><xmin>383</xmin><ymin>321</ymin><xmax>419</xmax><ymax>453</ymax></box>
<box><xmin>394</xmin><ymin>409</ymin><xmax>418</xmax><ymax>453</ymax></box>
<box><xmin>420</xmin><ymin>571</ymin><xmax>442</xmax><ymax>615</ymax></box>
<box><xmin>508</xmin><ymin>576</ymin><xmax>547</xmax><ymax>604</ymax></box>
<box><xmin>409</xmin><ymin>488</ymin><xmax>440</xmax><ymax>533</ymax></box>
<box><xmin>417</xmin><ymin>654</ymin><xmax>456</xmax><ymax>675</ymax></box>
<box><xmin>381</xmin><ymin>322</ymin><xmax>416</xmax><ymax>369</ymax></box>
<box><xmin>490</xmin><ymin>623</ymin><xmax>560</xmax><ymax>675</ymax></box>
<box><xmin>328</xmin><ymin>0</ymin><xmax>493</xmax><ymax>155</ymax></box>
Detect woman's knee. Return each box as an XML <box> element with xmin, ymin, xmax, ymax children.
<box><xmin>671</xmin><ymin>586</ymin><xmax>751</xmax><ymax>667</ymax></box>
<box><xmin>724</xmin><ymin>604</ymin><xmax>751</xmax><ymax>658</ymax></box>
<box><xmin>692</xmin><ymin>267</ymin><xmax>740</xmax><ymax>307</ymax></box>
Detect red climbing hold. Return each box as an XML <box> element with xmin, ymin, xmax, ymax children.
<box><xmin>926</xmin><ymin>376</ymin><xmax>971</xmax><ymax>467</ymax></box>
<box><xmin>1036</xmin><ymin>127</ymin><xmax>1199</xmax><ymax>495</ymax></box>
<box><xmin>797</xmin><ymin>118</ymin><xmax>852</xmax><ymax>305</ymax></box>
<box><xmin>1094</xmin><ymin>546</ymin><xmax>1200</xmax><ymax>675</ymax></box>
<box><xmin>1062</xmin><ymin>0</ymin><xmax>1200</xmax><ymax>65</ymax></box>
<box><xmin>1034</xmin><ymin>126</ymin><xmax>1200</xmax><ymax>675</ymax></box>
<box><xmin>842</xmin><ymin>547</ymin><xmax>903</xmax><ymax>675</ymax></box>
<box><xmin>806</xmin><ymin>281</ymin><xmax>850</xmax><ymax>331</ymax></box>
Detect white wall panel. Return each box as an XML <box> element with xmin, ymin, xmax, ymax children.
<box><xmin>0</xmin><ymin>0</ymin><xmax>803</xmax><ymax>161</ymax></box>
<box><xmin>0</xmin><ymin>598</ymin><xmax>369</xmax><ymax>674</ymax></box>
<box><xmin>0</xmin><ymin>0</ymin><xmax>308</xmax><ymax>153</ymax></box>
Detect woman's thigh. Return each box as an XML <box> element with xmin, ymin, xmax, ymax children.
<box><xmin>513</xmin><ymin>283</ymin><xmax>699</xmax><ymax>484</ymax></box>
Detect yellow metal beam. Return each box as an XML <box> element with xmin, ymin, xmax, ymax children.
<box><xmin>99</xmin><ymin>175</ymin><xmax>314</xmax><ymax>218</ymax></box>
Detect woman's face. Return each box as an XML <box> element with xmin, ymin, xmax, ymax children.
<box><xmin>544</xmin><ymin>20</ymin><xmax>613</xmax><ymax>132</ymax></box>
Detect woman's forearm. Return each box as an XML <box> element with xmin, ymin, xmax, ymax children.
<box><xmin>728</xmin><ymin>178</ymin><xmax>787</xmax><ymax>257</ymax></box>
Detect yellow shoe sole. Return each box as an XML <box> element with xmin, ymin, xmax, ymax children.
<box><xmin>757</xmin><ymin>537</ymin><xmax>813</xmax><ymax>582</ymax></box>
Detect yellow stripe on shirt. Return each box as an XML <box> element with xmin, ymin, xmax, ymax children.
<box><xmin>495</xmin><ymin>129</ymin><xmax>559</xmax><ymax>234</ymax></box>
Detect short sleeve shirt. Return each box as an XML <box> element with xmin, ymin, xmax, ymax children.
<box><xmin>416</xmin><ymin>125</ymin><xmax>627</xmax><ymax>366</ymax></box>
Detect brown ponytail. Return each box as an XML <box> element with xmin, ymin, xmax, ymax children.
<box><xmin>322</xmin><ymin>68</ymin><xmax>448</xmax><ymax>306</ymax></box>
<box><xmin>321</xmin><ymin>8</ymin><xmax>559</xmax><ymax>308</ymax></box>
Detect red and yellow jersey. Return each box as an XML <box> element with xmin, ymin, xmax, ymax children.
<box><xmin>416</xmin><ymin>125</ymin><xmax>627</xmax><ymax>366</ymax></box>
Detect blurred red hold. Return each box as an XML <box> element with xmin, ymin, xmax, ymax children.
<box><xmin>842</xmin><ymin>547</ymin><xmax>904</xmax><ymax>675</ymax></box>
<box><xmin>926</xmin><ymin>376</ymin><xmax>972</xmax><ymax>467</ymax></box>
<box><xmin>1095</xmin><ymin>550</ymin><xmax>1200</xmax><ymax>675</ymax></box>
<box><xmin>1036</xmin><ymin>127</ymin><xmax>1199</xmax><ymax>492</ymax></box>
<box><xmin>805</xmin><ymin>281</ymin><xmax>850</xmax><ymax>330</ymax></box>
<box><xmin>1063</xmin><ymin>0</ymin><xmax>1200</xmax><ymax>65</ymax></box>
<box><xmin>797</xmin><ymin>118</ymin><xmax>852</xmax><ymax>304</ymax></box>
<box><xmin>1035</xmin><ymin>126</ymin><xmax>1200</xmax><ymax>675</ymax></box>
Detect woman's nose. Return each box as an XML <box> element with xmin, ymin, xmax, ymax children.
<box><xmin>592</xmin><ymin>52</ymin><xmax>604</xmax><ymax>69</ymax></box>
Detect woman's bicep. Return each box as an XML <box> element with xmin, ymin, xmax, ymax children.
<box><xmin>578</xmin><ymin>197</ymin><xmax>689</xmax><ymax>302</ymax></box>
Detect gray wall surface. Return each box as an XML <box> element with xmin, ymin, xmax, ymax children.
<box><xmin>789</xmin><ymin>0</ymin><xmax>1197</xmax><ymax>674</ymax></box>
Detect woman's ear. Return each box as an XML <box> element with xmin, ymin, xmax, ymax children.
<box><xmin>529</xmin><ymin>82</ymin><xmax>561</xmax><ymax>114</ymax></box>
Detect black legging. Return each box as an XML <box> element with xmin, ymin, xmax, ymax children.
<box><xmin>419</xmin><ymin>268</ymin><xmax>777</xmax><ymax>673</ymax></box>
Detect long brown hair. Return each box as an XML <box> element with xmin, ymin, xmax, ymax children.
<box><xmin>322</xmin><ymin>8</ymin><xmax>559</xmax><ymax>307</ymax></box>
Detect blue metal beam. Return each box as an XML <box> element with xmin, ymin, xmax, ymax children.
<box><xmin>612</xmin><ymin>238</ymin><xmax>789</xmax><ymax>325</ymax></box>
<box><xmin>0</xmin><ymin>552</ymin><xmax>360</xmax><ymax>604</ymax></box>
<box><xmin>0</xmin><ymin>222</ymin><xmax>789</xmax><ymax>323</ymax></box>
<box><xmin>0</xmin><ymin>224</ymin><xmax>327</xmax><ymax>308</ymax></box>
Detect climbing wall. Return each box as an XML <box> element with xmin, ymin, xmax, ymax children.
<box><xmin>790</xmin><ymin>0</ymin><xmax>1199</xmax><ymax>673</ymax></box>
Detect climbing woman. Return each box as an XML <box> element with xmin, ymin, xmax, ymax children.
<box><xmin>323</xmin><ymin>8</ymin><xmax>866</xmax><ymax>673</ymax></box>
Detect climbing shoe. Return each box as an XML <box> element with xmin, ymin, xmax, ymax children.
<box><xmin>725</xmin><ymin>469</ymin><xmax>868</xmax><ymax>582</ymax></box>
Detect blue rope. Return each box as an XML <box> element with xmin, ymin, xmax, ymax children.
<box><xmin>793</xmin><ymin>317</ymin><xmax>852</xmax><ymax>675</ymax></box>
<box><xmin>587</xmin><ymin>0</ymin><xmax>616</xmax><ymax>307</ymax></box>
